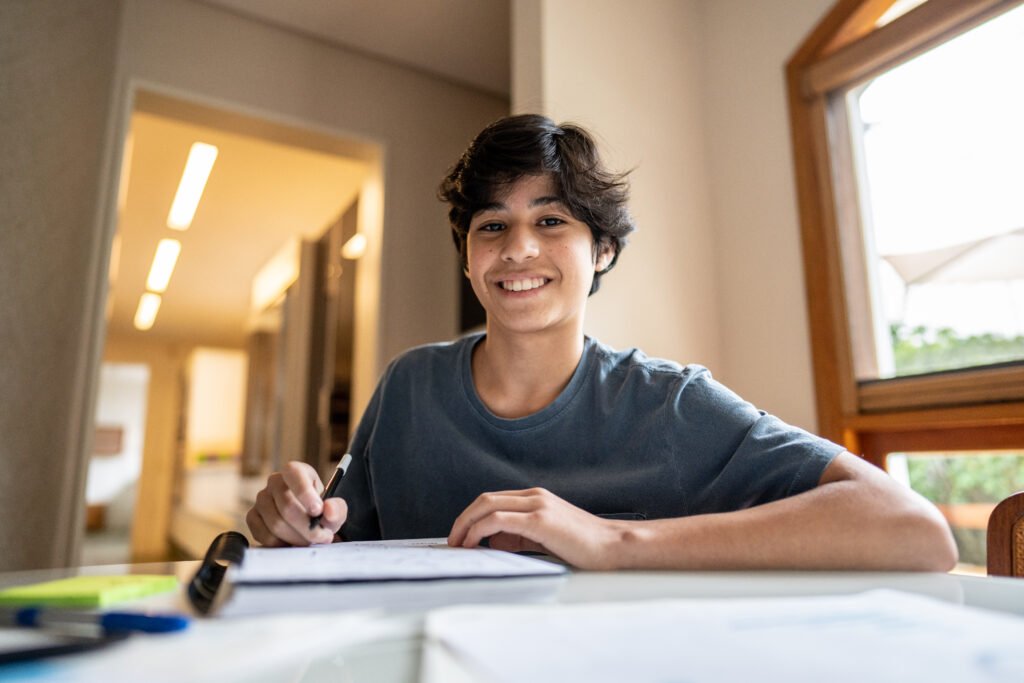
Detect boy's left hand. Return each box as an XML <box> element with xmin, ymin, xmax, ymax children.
<box><xmin>447</xmin><ymin>487</ymin><xmax>626</xmax><ymax>569</ymax></box>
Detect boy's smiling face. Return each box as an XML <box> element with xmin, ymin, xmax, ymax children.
<box><xmin>465</xmin><ymin>174</ymin><xmax>613</xmax><ymax>338</ymax></box>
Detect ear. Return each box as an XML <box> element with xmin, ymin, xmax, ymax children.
<box><xmin>595</xmin><ymin>245</ymin><xmax>614</xmax><ymax>273</ymax></box>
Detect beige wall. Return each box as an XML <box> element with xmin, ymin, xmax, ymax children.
<box><xmin>513</xmin><ymin>0</ymin><xmax>832</xmax><ymax>431</ymax></box>
<box><xmin>700</xmin><ymin>0</ymin><xmax>833</xmax><ymax>429</ymax></box>
<box><xmin>0</xmin><ymin>0</ymin><xmax>123</xmax><ymax>571</ymax></box>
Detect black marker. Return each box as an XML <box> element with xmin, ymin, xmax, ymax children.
<box><xmin>309</xmin><ymin>453</ymin><xmax>353</xmax><ymax>530</ymax></box>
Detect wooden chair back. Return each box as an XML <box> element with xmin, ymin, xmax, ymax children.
<box><xmin>987</xmin><ymin>491</ymin><xmax>1024</xmax><ymax>577</ymax></box>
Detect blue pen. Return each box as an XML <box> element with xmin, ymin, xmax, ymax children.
<box><xmin>4</xmin><ymin>606</ymin><xmax>189</xmax><ymax>636</ymax></box>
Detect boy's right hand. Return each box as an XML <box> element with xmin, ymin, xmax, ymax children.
<box><xmin>245</xmin><ymin>461</ymin><xmax>348</xmax><ymax>546</ymax></box>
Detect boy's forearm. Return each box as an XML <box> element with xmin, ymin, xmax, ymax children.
<box><xmin>603</xmin><ymin>454</ymin><xmax>958</xmax><ymax>572</ymax></box>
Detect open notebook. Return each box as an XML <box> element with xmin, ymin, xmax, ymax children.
<box><xmin>228</xmin><ymin>537</ymin><xmax>567</xmax><ymax>584</ymax></box>
<box><xmin>191</xmin><ymin>535</ymin><xmax>567</xmax><ymax>617</ymax></box>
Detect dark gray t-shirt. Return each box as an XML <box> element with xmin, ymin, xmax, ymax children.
<box><xmin>338</xmin><ymin>334</ymin><xmax>843</xmax><ymax>540</ymax></box>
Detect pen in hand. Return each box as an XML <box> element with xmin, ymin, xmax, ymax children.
<box><xmin>309</xmin><ymin>453</ymin><xmax>353</xmax><ymax>531</ymax></box>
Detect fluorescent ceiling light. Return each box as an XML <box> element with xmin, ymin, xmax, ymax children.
<box><xmin>341</xmin><ymin>233</ymin><xmax>367</xmax><ymax>260</ymax></box>
<box><xmin>134</xmin><ymin>293</ymin><xmax>162</xmax><ymax>331</ymax></box>
<box><xmin>146</xmin><ymin>238</ymin><xmax>182</xmax><ymax>293</ymax></box>
<box><xmin>167</xmin><ymin>142</ymin><xmax>218</xmax><ymax>230</ymax></box>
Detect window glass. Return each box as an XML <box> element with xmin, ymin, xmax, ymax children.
<box><xmin>875</xmin><ymin>0</ymin><xmax>928</xmax><ymax>28</ymax></box>
<box><xmin>849</xmin><ymin>5</ymin><xmax>1024</xmax><ymax>379</ymax></box>
<box><xmin>888</xmin><ymin>450</ymin><xmax>1024</xmax><ymax>574</ymax></box>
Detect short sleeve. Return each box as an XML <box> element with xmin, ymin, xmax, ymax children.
<box><xmin>674</xmin><ymin>369</ymin><xmax>844</xmax><ymax>513</ymax></box>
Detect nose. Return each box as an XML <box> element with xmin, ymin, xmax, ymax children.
<box><xmin>500</xmin><ymin>224</ymin><xmax>539</xmax><ymax>263</ymax></box>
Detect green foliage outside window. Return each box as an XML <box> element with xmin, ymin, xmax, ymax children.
<box><xmin>890</xmin><ymin>323</ymin><xmax>1024</xmax><ymax>377</ymax></box>
<box><xmin>906</xmin><ymin>453</ymin><xmax>1024</xmax><ymax>505</ymax></box>
<box><xmin>905</xmin><ymin>453</ymin><xmax>1024</xmax><ymax>568</ymax></box>
<box><xmin>890</xmin><ymin>324</ymin><xmax>1024</xmax><ymax>566</ymax></box>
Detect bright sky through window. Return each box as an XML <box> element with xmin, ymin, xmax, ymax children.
<box><xmin>854</xmin><ymin>4</ymin><xmax>1024</xmax><ymax>341</ymax></box>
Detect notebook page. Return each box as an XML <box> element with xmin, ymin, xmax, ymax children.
<box><xmin>228</xmin><ymin>538</ymin><xmax>567</xmax><ymax>584</ymax></box>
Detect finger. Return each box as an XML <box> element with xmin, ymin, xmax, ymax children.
<box><xmin>268</xmin><ymin>473</ymin><xmax>323</xmax><ymax>532</ymax></box>
<box><xmin>487</xmin><ymin>532</ymin><xmax>547</xmax><ymax>554</ymax></box>
<box><xmin>307</xmin><ymin>498</ymin><xmax>347</xmax><ymax>544</ymax></box>
<box><xmin>448</xmin><ymin>494</ymin><xmax>539</xmax><ymax>546</ymax></box>
<box><xmin>309</xmin><ymin>525</ymin><xmax>336</xmax><ymax>545</ymax></box>
<box><xmin>260</xmin><ymin>483</ymin><xmax>313</xmax><ymax>546</ymax></box>
<box><xmin>254</xmin><ymin>486</ymin><xmax>308</xmax><ymax>546</ymax></box>
<box><xmin>319</xmin><ymin>497</ymin><xmax>349</xmax><ymax>536</ymax></box>
<box><xmin>461</xmin><ymin>510</ymin><xmax>545</xmax><ymax>549</ymax></box>
<box><xmin>246</xmin><ymin>505</ymin><xmax>288</xmax><ymax>547</ymax></box>
<box><xmin>280</xmin><ymin>461</ymin><xmax>325</xmax><ymax>516</ymax></box>
<box><xmin>478</xmin><ymin>488</ymin><xmax>547</xmax><ymax>497</ymax></box>
<box><xmin>449</xmin><ymin>494</ymin><xmax>537</xmax><ymax>545</ymax></box>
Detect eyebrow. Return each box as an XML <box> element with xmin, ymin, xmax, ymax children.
<box><xmin>476</xmin><ymin>195</ymin><xmax>566</xmax><ymax>214</ymax></box>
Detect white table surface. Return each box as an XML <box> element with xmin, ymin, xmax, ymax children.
<box><xmin>2</xmin><ymin>560</ymin><xmax>1023</xmax><ymax>683</ymax></box>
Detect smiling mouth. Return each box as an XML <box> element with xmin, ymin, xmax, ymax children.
<box><xmin>498</xmin><ymin>277</ymin><xmax>550</xmax><ymax>292</ymax></box>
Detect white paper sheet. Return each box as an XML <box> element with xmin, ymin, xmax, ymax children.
<box><xmin>228</xmin><ymin>538</ymin><xmax>567</xmax><ymax>584</ymax></box>
<box><xmin>423</xmin><ymin>590</ymin><xmax>1024</xmax><ymax>683</ymax></box>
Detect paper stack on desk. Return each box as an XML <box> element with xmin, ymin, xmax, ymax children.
<box><xmin>422</xmin><ymin>590</ymin><xmax>1024</xmax><ymax>683</ymax></box>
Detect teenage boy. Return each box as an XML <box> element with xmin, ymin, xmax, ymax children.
<box><xmin>246</xmin><ymin>115</ymin><xmax>957</xmax><ymax>571</ymax></box>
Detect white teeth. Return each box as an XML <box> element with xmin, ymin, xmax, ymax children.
<box><xmin>501</xmin><ymin>278</ymin><xmax>547</xmax><ymax>291</ymax></box>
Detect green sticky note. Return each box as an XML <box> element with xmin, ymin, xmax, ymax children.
<box><xmin>0</xmin><ymin>575</ymin><xmax>178</xmax><ymax>609</ymax></box>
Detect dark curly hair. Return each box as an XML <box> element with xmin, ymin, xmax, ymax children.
<box><xmin>438</xmin><ymin>114</ymin><xmax>635</xmax><ymax>295</ymax></box>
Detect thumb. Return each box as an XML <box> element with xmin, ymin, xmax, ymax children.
<box><xmin>321</xmin><ymin>497</ymin><xmax>349</xmax><ymax>535</ymax></box>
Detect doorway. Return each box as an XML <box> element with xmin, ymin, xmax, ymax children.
<box><xmin>81</xmin><ymin>363</ymin><xmax>149</xmax><ymax>566</ymax></box>
<box><xmin>85</xmin><ymin>88</ymin><xmax>383</xmax><ymax>563</ymax></box>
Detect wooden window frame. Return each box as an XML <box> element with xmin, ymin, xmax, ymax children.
<box><xmin>786</xmin><ymin>0</ymin><xmax>1024</xmax><ymax>467</ymax></box>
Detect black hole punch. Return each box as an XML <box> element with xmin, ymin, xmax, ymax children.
<box><xmin>187</xmin><ymin>531</ymin><xmax>249</xmax><ymax>615</ymax></box>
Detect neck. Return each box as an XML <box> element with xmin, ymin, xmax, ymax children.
<box><xmin>472</xmin><ymin>324</ymin><xmax>586</xmax><ymax>419</ymax></box>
